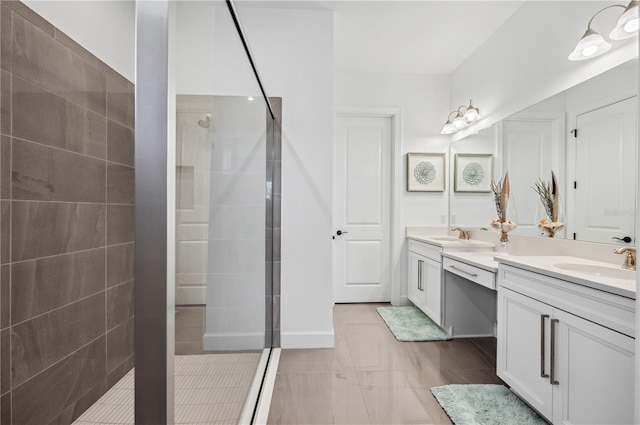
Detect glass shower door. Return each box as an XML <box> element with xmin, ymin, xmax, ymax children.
<box><xmin>174</xmin><ymin>93</ymin><xmax>275</xmax><ymax>423</ymax></box>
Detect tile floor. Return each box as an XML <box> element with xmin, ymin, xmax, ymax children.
<box><xmin>72</xmin><ymin>305</ymin><xmax>263</xmax><ymax>424</ymax></box>
<box><xmin>73</xmin><ymin>353</ymin><xmax>261</xmax><ymax>425</ymax></box>
<box><xmin>267</xmin><ymin>303</ymin><xmax>503</xmax><ymax>424</ymax></box>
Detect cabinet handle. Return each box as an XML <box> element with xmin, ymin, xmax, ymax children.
<box><xmin>540</xmin><ymin>314</ymin><xmax>549</xmax><ymax>378</ymax></box>
<box><xmin>418</xmin><ymin>260</ymin><xmax>424</xmax><ymax>291</ymax></box>
<box><xmin>448</xmin><ymin>265</ymin><xmax>478</xmax><ymax>278</ymax></box>
<box><xmin>550</xmin><ymin>319</ymin><xmax>559</xmax><ymax>385</ymax></box>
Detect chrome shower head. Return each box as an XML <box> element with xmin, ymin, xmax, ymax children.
<box><xmin>197</xmin><ymin>114</ymin><xmax>211</xmax><ymax>128</ymax></box>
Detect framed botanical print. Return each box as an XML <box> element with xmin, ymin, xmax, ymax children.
<box><xmin>454</xmin><ymin>153</ymin><xmax>494</xmax><ymax>192</ymax></box>
<box><xmin>406</xmin><ymin>153</ymin><xmax>446</xmax><ymax>192</ymax></box>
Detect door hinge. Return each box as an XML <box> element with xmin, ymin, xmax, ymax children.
<box><xmin>573</xmin><ymin>233</ymin><xmax>577</xmax><ymax>240</ymax></box>
<box><xmin>573</xmin><ymin>181</ymin><xmax>577</xmax><ymax>189</ymax></box>
<box><xmin>571</xmin><ymin>128</ymin><xmax>578</xmax><ymax>138</ymax></box>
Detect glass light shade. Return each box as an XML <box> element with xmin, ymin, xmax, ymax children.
<box><xmin>452</xmin><ymin>114</ymin><xmax>468</xmax><ymax>129</ymax></box>
<box><xmin>610</xmin><ymin>1</ymin><xmax>639</xmax><ymax>40</ymax></box>
<box><xmin>464</xmin><ymin>106</ymin><xmax>480</xmax><ymax>122</ymax></box>
<box><xmin>568</xmin><ymin>29</ymin><xmax>611</xmax><ymax>61</ymax></box>
<box><xmin>441</xmin><ymin>121</ymin><xmax>457</xmax><ymax>135</ymax></box>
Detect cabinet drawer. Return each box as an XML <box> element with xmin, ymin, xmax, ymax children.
<box><xmin>443</xmin><ymin>257</ymin><xmax>496</xmax><ymax>290</ymax></box>
<box><xmin>499</xmin><ymin>264</ymin><xmax>635</xmax><ymax>338</ymax></box>
<box><xmin>408</xmin><ymin>239</ymin><xmax>442</xmax><ymax>262</ymax></box>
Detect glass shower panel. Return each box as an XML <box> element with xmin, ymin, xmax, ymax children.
<box><xmin>204</xmin><ymin>96</ymin><xmax>268</xmax><ymax>351</ymax></box>
<box><xmin>175</xmin><ymin>95</ymin><xmax>268</xmax><ymax>349</ymax></box>
<box><xmin>174</xmin><ymin>91</ymin><xmax>273</xmax><ymax>423</ymax></box>
<box><xmin>171</xmin><ymin>0</ymin><xmax>280</xmax><ymax>421</ymax></box>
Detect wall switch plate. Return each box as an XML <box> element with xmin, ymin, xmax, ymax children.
<box><xmin>440</xmin><ymin>214</ymin><xmax>447</xmax><ymax>225</ymax></box>
<box><xmin>450</xmin><ymin>214</ymin><xmax>457</xmax><ymax>225</ymax></box>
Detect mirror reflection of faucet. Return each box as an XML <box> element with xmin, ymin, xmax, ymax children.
<box><xmin>614</xmin><ymin>247</ymin><xmax>636</xmax><ymax>270</ymax></box>
<box><xmin>451</xmin><ymin>227</ymin><xmax>470</xmax><ymax>240</ymax></box>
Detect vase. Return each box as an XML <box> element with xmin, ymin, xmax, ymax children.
<box><xmin>497</xmin><ymin>240</ymin><xmax>510</xmax><ymax>256</ymax></box>
<box><xmin>490</xmin><ymin>193</ymin><xmax>519</xmax><ymax>253</ymax></box>
<box><xmin>535</xmin><ymin>197</ymin><xmax>565</xmax><ymax>238</ymax></box>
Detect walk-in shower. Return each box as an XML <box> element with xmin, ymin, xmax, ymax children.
<box><xmin>76</xmin><ymin>0</ymin><xmax>281</xmax><ymax>423</ymax></box>
<box><xmin>157</xmin><ymin>0</ymin><xmax>283</xmax><ymax>422</ymax></box>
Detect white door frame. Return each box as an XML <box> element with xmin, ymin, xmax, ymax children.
<box><xmin>334</xmin><ymin>106</ymin><xmax>403</xmax><ymax>306</ymax></box>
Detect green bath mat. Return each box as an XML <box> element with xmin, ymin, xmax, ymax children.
<box><xmin>376</xmin><ymin>306</ymin><xmax>451</xmax><ymax>341</ymax></box>
<box><xmin>431</xmin><ymin>384</ymin><xmax>547</xmax><ymax>425</ymax></box>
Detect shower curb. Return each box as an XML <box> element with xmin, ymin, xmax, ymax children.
<box><xmin>253</xmin><ymin>348</ymin><xmax>281</xmax><ymax>425</ymax></box>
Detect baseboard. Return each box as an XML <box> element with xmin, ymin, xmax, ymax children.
<box><xmin>280</xmin><ymin>330</ymin><xmax>334</xmax><ymax>348</ymax></box>
<box><xmin>394</xmin><ymin>295</ymin><xmax>410</xmax><ymax>306</ymax></box>
<box><xmin>203</xmin><ymin>332</ymin><xmax>265</xmax><ymax>351</ymax></box>
<box><xmin>452</xmin><ymin>333</ymin><xmax>496</xmax><ymax>339</ymax></box>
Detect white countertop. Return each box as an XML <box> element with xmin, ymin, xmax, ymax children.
<box><xmin>406</xmin><ymin>233</ymin><xmax>495</xmax><ymax>249</ymax></box>
<box><xmin>441</xmin><ymin>251</ymin><xmax>499</xmax><ymax>273</ymax></box>
<box><xmin>496</xmin><ymin>255</ymin><xmax>636</xmax><ymax>299</ymax></box>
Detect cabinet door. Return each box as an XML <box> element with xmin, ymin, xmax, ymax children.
<box><xmin>423</xmin><ymin>257</ymin><xmax>442</xmax><ymax>325</ymax></box>
<box><xmin>407</xmin><ymin>251</ymin><xmax>425</xmax><ymax>308</ymax></box>
<box><xmin>497</xmin><ymin>288</ymin><xmax>554</xmax><ymax>420</ymax></box>
<box><xmin>552</xmin><ymin>309</ymin><xmax>635</xmax><ymax>425</ymax></box>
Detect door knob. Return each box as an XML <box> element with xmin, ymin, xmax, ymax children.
<box><xmin>612</xmin><ymin>236</ymin><xmax>632</xmax><ymax>243</ymax></box>
<box><xmin>336</xmin><ymin>230</ymin><xmax>348</xmax><ymax>236</ymax></box>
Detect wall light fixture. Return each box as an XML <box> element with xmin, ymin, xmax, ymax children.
<box><xmin>569</xmin><ymin>1</ymin><xmax>638</xmax><ymax>61</ymax></box>
<box><xmin>440</xmin><ymin>100</ymin><xmax>481</xmax><ymax>135</ymax></box>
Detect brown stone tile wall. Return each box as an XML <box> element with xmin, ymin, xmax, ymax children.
<box><xmin>0</xmin><ymin>2</ymin><xmax>135</xmax><ymax>424</ymax></box>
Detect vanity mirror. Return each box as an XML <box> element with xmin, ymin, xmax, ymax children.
<box><xmin>449</xmin><ymin>58</ymin><xmax>638</xmax><ymax>246</ymax></box>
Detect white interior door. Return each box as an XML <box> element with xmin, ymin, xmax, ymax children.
<box><xmin>502</xmin><ymin>118</ymin><xmax>563</xmax><ymax>236</ymax></box>
<box><xmin>333</xmin><ymin>115</ymin><xmax>391</xmax><ymax>303</ymax></box>
<box><xmin>573</xmin><ymin>97</ymin><xmax>637</xmax><ymax>244</ymax></box>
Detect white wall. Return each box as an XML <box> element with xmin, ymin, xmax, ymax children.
<box><xmin>334</xmin><ymin>71</ymin><xmax>451</xmax><ymax>224</ymax></box>
<box><xmin>204</xmin><ymin>6</ymin><xmax>334</xmax><ymax>348</ymax></box>
<box><xmin>22</xmin><ymin>0</ymin><xmax>135</xmax><ymax>81</ymax></box>
<box><xmin>175</xmin><ymin>1</ymin><xmax>217</xmax><ymax>95</ymax></box>
<box><xmin>334</xmin><ymin>71</ymin><xmax>450</xmax><ymax>304</ymax></box>
<box><xmin>450</xmin><ymin>0</ymin><xmax>637</xmax><ymax>142</ymax></box>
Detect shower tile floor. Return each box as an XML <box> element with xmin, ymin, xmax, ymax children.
<box><xmin>73</xmin><ymin>353</ymin><xmax>261</xmax><ymax>425</ymax></box>
<box><xmin>73</xmin><ymin>305</ymin><xmax>262</xmax><ymax>424</ymax></box>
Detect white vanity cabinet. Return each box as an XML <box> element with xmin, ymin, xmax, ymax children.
<box><xmin>497</xmin><ymin>264</ymin><xmax>635</xmax><ymax>424</ymax></box>
<box><xmin>442</xmin><ymin>255</ymin><xmax>497</xmax><ymax>337</ymax></box>
<box><xmin>407</xmin><ymin>240</ymin><xmax>442</xmax><ymax>325</ymax></box>
<box><xmin>408</xmin><ymin>250</ymin><xmax>425</xmax><ymax>309</ymax></box>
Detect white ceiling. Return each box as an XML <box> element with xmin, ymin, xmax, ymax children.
<box><xmin>238</xmin><ymin>1</ymin><xmax>526</xmax><ymax>74</ymax></box>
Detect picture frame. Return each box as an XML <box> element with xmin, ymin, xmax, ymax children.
<box><xmin>406</xmin><ymin>152</ymin><xmax>446</xmax><ymax>192</ymax></box>
<box><xmin>454</xmin><ymin>153</ymin><xmax>494</xmax><ymax>192</ymax></box>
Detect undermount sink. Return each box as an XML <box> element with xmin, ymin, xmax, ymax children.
<box><xmin>425</xmin><ymin>236</ymin><xmax>460</xmax><ymax>241</ymax></box>
<box><xmin>553</xmin><ymin>263</ymin><xmax>636</xmax><ymax>280</ymax></box>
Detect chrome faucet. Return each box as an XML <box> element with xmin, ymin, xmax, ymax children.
<box><xmin>614</xmin><ymin>247</ymin><xmax>636</xmax><ymax>271</ymax></box>
<box><xmin>451</xmin><ymin>227</ymin><xmax>470</xmax><ymax>240</ymax></box>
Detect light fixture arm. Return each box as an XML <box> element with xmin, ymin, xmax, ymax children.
<box><xmin>586</xmin><ymin>4</ymin><xmax>625</xmax><ymax>29</ymax></box>
<box><xmin>446</xmin><ymin>110</ymin><xmax>462</xmax><ymax>121</ymax></box>
<box><xmin>441</xmin><ymin>100</ymin><xmax>481</xmax><ymax>134</ymax></box>
<box><xmin>569</xmin><ymin>2</ymin><xmax>635</xmax><ymax>61</ymax></box>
